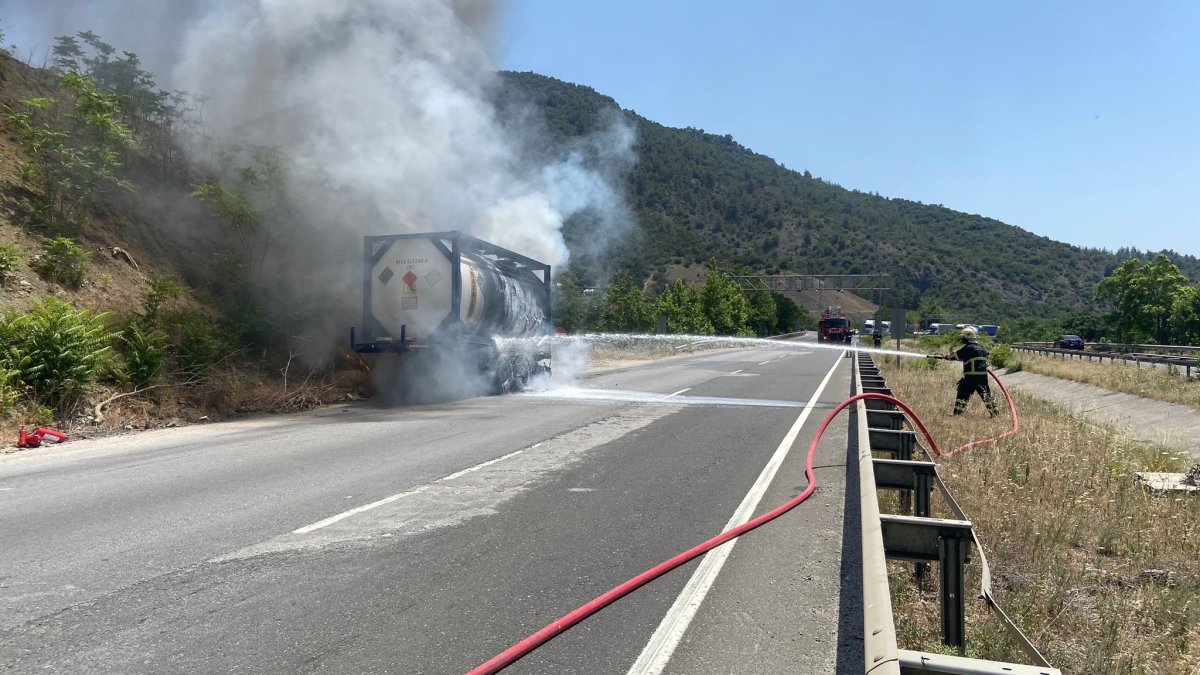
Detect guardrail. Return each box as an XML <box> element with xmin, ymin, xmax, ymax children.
<box><xmin>854</xmin><ymin>353</ymin><xmax>1060</xmax><ymax>675</ymax></box>
<box><xmin>1011</xmin><ymin>342</ymin><xmax>1198</xmax><ymax>376</ymax></box>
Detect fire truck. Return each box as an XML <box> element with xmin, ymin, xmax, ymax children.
<box><xmin>817</xmin><ymin>306</ymin><xmax>852</xmax><ymax>344</ymax></box>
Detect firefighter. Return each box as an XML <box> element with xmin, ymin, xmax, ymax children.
<box><xmin>943</xmin><ymin>326</ymin><xmax>999</xmax><ymax>417</ymax></box>
<box><xmin>872</xmin><ymin>328</ymin><xmax>883</xmax><ymax>349</ymax></box>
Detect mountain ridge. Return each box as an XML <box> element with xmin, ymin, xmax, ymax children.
<box><xmin>501</xmin><ymin>71</ymin><xmax>1200</xmax><ymax>321</ymax></box>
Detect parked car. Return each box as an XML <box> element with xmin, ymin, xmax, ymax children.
<box><xmin>1054</xmin><ymin>334</ymin><xmax>1085</xmax><ymax>349</ymax></box>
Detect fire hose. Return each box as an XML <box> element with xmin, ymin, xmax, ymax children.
<box><xmin>470</xmin><ymin>369</ymin><xmax>1020</xmax><ymax>674</ymax></box>
<box><xmin>943</xmin><ymin>369</ymin><xmax>1019</xmax><ymax>458</ymax></box>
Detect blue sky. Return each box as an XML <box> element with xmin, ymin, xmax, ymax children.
<box><xmin>501</xmin><ymin>1</ymin><xmax>1200</xmax><ymax>258</ymax></box>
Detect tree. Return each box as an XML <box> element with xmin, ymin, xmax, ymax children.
<box><xmin>597</xmin><ymin>273</ymin><xmax>655</xmax><ymax>333</ymax></box>
<box><xmin>701</xmin><ymin>260</ymin><xmax>750</xmax><ymax>335</ymax></box>
<box><xmin>1058</xmin><ymin>309</ymin><xmax>1109</xmax><ymax>342</ymax></box>
<box><xmin>3</xmin><ymin>72</ymin><xmax>135</xmax><ymax>230</ymax></box>
<box><xmin>1095</xmin><ymin>255</ymin><xmax>1189</xmax><ymax>344</ymax></box>
<box><xmin>657</xmin><ymin>280</ymin><xmax>713</xmax><ymax>335</ymax></box>
<box><xmin>1170</xmin><ymin>285</ymin><xmax>1200</xmax><ymax>344</ymax></box>
<box><xmin>745</xmin><ymin>288</ymin><xmax>777</xmax><ymax>336</ymax></box>
<box><xmin>552</xmin><ymin>273</ymin><xmax>587</xmax><ymax>333</ymax></box>
<box><xmin>772</xmin><ymin>292</ymin><xmax>811</xmax><ymax>332</ymax></box>
<box><xmin>192</xmin><ymin>181</ymin><xmax>260</xmax><ymax>254</ymax></box>
<box><xmin>917</xmin><ymin>298</ymin><xmax>948</xmax><ymax>329</ymax></box>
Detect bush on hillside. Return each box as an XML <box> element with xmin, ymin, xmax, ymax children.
<box><xmin>120</xmin><ymin>321</ymin><xmax>169</xmax><ymax>388</ymax></box>
<box><xmin>0</xmin><ymin>297</ymin><xmax>114</xmax><ymax>408</ymax></box>
<box><xmin>0</xmin><ymin>243</ymin><xmax>24</xmax><ymax>284</ymax></box>
<box><xmin>34</xmin><ymin>237</ymin><xmax>89</xmax><ymax>288</ymax></box>
<box><xmin>163</xmin><ymin>310</ymin><xmax>232</xmax><ymax>374</ymax></box>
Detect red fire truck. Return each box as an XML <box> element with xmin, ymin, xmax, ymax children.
<box><xmin>817</xmin><ymin>306</ymin><xmax>852</xmax><ymax>344</ymax></box>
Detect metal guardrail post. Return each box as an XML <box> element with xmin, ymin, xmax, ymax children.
<box><xmin>879</xmin><ymin>514</ymin><xmax>972</xmax><ymax>651</ymax></box>
<box><xmin>940</xmin><ymin>535</ymin><xmax>968</xmax><ymax>652</ymax></box>
<box><xmin>914</xmin><ymin>471</ymin><xmax>933</xmax><ymax>586</ymax></box>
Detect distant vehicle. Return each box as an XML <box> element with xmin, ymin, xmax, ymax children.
<box><xmin>1054</xmin><ymin>335</ymin><xmax>1085</xmax><ymax>350</ymax></box>
<box><xmin>863</xmin><ymin>319</ymin><xmax>889</xmax><ymax>335</ymax></box>
<box><xmin>929</xmin><ymin>323</ymin><xmax>956</xmax><ymax>335</ymax></box>
<box><xmin>978</xmin><ymin>324</ymin><xmax>1000</xmax><ymax>337</ymax></box>
<box><xmin>818</xmin><ymin>306</ymin><xmax>852</xmax><ymax>343</ymax></box>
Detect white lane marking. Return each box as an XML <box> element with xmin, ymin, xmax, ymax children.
<box><xmin>438</xmin><ymin>449</ymin><xmax>527</xmax><ymax>482</ymax></box>
<box><xmin>293</xmin><ymin>448</ymin><xmax>529</xmax><ymax>534</ymax></box>
<box><xmin>728</xmin><ymin>369</ymin><xmax>743</xmax><ymax>375</ymax></box>
<box><xmin>663</xmin><ymin>388</ymin><xmax>691</xmax><ymax>399</ymax></box>
<box><xmin>756</xmin><ymin>360</ymin><xmax>772</xmax><ymax>366</ymax></box>
<box><xmin>294</xmin><ymin>488</ymin><xmax>429</xmax><ymax>534</ymax></box>
<box><xmin>627</xmin><ymin>354</ymin><xmax>844</xmax><ymax>675</ymax></box>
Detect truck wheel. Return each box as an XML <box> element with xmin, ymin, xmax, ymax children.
<box><xmin>492</xmin><ymin>357</ymin><xmax>516</xmax><ymax>395</ymax></box>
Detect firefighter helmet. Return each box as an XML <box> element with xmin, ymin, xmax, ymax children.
<box><xmin>961</xmin><ymin>326</ymin><xmax>978</xmax><ymax>339</ymax></box>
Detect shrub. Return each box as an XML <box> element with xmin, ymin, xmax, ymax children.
<box><xmin>143</xmin><ymin>275</ymin><xmax>183</xmax><ymax>324</ymax></box>
<box><xmin>988</xmin><ymin>344</ymin><xmax>1013</xmax><ymax>369</ymax></box>
<box><xmin>120</xmin><ymin>321</ymin><xmax>169</xmax><ymax>387</ymax></box>
<box><xmin>164</xmin><ymin>310</ymin><xmax>231</xmax><ymax>374</ymax></box>
<box><xmin>0</xmin><ymin>298</ymin><xmax>114</xmax><ymax>407</ymax></box>
<box><xmin>904</xmin><ymin>353</ymin><xmax>945</xmax><ymax>371</ymax></box>
<box><xmin>0</xmin><ymin>365</ymin><xmax>19</xmax><ymax>415</ymax></box>
<box><xmin>34</xmin><ymin>236</ymin><xmax>89</xmax><ymax>288</ymax></box>
<box><xmin>0</xmin><ymin>243</ymin><xmax>25</xmax><ymax>284</ymax></box>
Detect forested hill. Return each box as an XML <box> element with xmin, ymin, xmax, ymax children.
<box><xmin>502</xmin><ymin>71</ymin><xmax>1200</xmax><ymax>319</ymax></box>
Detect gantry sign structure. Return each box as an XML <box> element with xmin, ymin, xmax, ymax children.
<box><xmin>730</xmin><ymin>273</ymin><xmax>890</xmax><ymax>294</ymax></box>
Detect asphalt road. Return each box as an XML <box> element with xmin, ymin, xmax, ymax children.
<box><xmin>0</xmin><ymin>338</ymin><xmax>860</xmax><ymax>674</ymax></box>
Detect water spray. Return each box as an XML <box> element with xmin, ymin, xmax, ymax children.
<box><xmin>495</xmin><ymin>334</ymin><xmax>929</xmax><ymax>391</ymax></box>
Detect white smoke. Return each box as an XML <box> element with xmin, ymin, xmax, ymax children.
<box><xmin>6</xmin><ymin>0</ymin><xmax>635</xmax><ymax>268</ymax></box>
<box><xmin>165</xmin><ymin>0</ymin><xmax>634</xmax><ymax>269</ymax></box>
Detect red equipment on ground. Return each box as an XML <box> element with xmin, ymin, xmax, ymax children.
<box><xmin>17</xmin><ymin>427</ymin><xmax>68</xmax><ymax>448</ymax></box>
<box><xmin>817</xmin><ymin>306</ymin><xmax>852</xmax><ymax>344</ymax></box>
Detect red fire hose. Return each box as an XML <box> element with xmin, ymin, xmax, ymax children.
<box><xmin>470</xmin><ymin>369</ymin><xmax>1021</xmax><ymax>673</ymax></box>
<box><xmin>469</xmin><ymin>392</ymin><xmax>938</xmax><ymax>674</ymax></box>
<box><xmin>945</xmin><ymin>369</ymin><xmax>1019</xmax><ymax>459</ymax></box>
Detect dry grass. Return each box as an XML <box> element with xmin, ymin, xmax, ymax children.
<box><xmin>0</xmin><ymin>365</ymin><xmax>369</xmax><ymax>451</ymax></box>
<box><xmin>879</xmin><ymin>358</ymin><xmax>1200</xmax><ymax>674</ymax></box>
<box><xmin>1009</xmin><ymin>352</ymin><xmax>1200</xmax><ymax>411</ymax></box>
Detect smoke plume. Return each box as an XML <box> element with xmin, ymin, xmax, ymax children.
<box><xmin>6</xmin><ymin>0</ymin><xmax>638</xmax><ymax>395</ymax></box>
<box><xmin>7</xmin><ymin>0</ymin><xmax>636</xmax><ymax>285</ymax></box>
<box><xmin>168</xmin><ymin>0</ymin><xmax>633</xmax><ymax>269</ymax></box>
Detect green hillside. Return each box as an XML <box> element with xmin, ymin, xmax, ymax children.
<box><xmin>503</xmin><ymin>71</ymin><xmax>1200</xmax><ymax>321</ymax></box>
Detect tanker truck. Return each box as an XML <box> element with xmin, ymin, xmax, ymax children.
<box><xmin>351</xmin><ymin>231</ymin><xmax>552</xmax><ymax>396</ymax></box>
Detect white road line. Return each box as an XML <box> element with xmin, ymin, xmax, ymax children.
<box><xmin>627</xmin><ymin>354</ymin><xmax>844</xmax><ymax>675</ymax></box>
<box><xmin>728</xmin><ymin>369</ymin><xmax>743</xmax><ymax>375</ymax></box>
<box><xmin>293</xmin><ymin>447</ymin><xmax>531</xmax><ymax>534</ymax></box>
<box><xmin>663</xmin><ymin>388</ymin><xmax>691</xmax><ymax>399</ymax></box>
<box><xmin>756</xmin><ymin>360</ymin><xmax>772</xmax><ymax>366</ymax></box>
<box><xmin>438</xmin><ymin>448</ymin><xmax>527</xmax><ymax>482</ymax></box>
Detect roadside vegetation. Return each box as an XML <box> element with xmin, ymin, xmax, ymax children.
<box><xmin>0</xmin><ymin>32</ymin><xmax>369</xmax><ymax>445</ymax></box>
<box><xmin>878</xmin><ymin>359</ymin><xmax>1200</xmax><ymax>674</ymax></box>
<box><xmin>1003</xmin><ymin>352</ymin><xmax>1200</xmax><ymax>411</ymax></box>
<box><xmin>555</xmin><ymin>261</ymin><xmax>813</xmax><ymax>337</ymax></box>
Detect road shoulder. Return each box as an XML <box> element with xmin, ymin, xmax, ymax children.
<box><xmin>999</xmin><ymin>370</ymin><xmax>1200</xmax><ymax>459</ymax></box>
